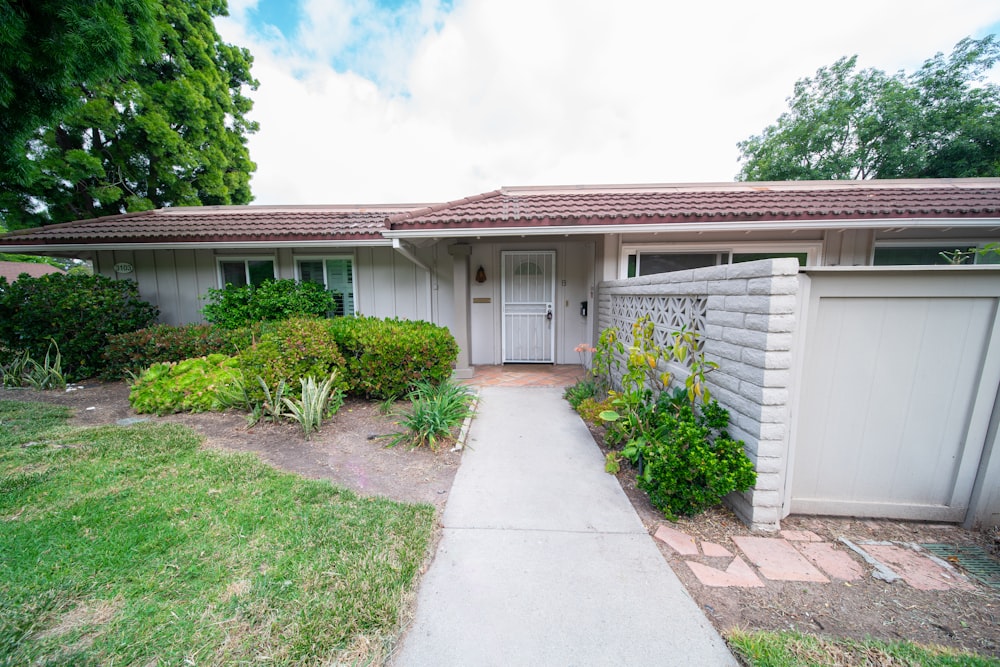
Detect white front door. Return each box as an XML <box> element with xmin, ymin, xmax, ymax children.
<box><xmin>502</xmin><ymin>251</ymin><xmax>555</xmax><ymax>363</ymax></box>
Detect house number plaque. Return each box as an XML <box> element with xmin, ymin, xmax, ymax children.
<box><xmin>114</xmin><ymin>262</ymin><xmax>134</xmax><ymax>274</ymax></box>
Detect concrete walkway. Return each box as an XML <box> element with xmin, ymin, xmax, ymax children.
<box><xmin>393</xmin><ymin>386</ymin><xmax>736</xmax><ymax>666</ymax></box>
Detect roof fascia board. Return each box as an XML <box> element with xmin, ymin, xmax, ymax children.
<box><xmin>385</xmin><ymin>216</ymin><xmax>1000</xmax><ymax>239</ymax></box>
<box><xmin>0</xmin><ymin>239</ymin><xmax>393</xmax><ymax>252</ymax></box>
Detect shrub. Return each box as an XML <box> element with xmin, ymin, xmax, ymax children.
<box><xmin>329</xmin><ymin>316</ymin><xmax>458</xmax><ymax>400</ymax></box>
<box><xmin>638</xmin><ymin>400</ymin><xmax>757</xmax><ymax>520</ymax></box>
<box><xmin>238</xmin><ymin>317</ymin><xmax>347</xmax><ymax>402</ymax></box>
<box><xmin>129</xmin><ymin>354</ymin><xmax>242</xmax><ymax>415</ymax></box>
<box><xmin>103</xmin><ymin>323</ymin><xmax>262</xmax><ymax>380</ymax></box>
<box><xmin>0</xmin><ymin>273</ymin><xmax>158</xmax><ymax>381</ymax></box>
<box><xmin>202</xmin><ymin>279</ymin><xmax>336</xmax><ymax>329</ymax></box>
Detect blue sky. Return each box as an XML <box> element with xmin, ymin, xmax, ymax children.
<box><xmin>217</xmin><ymin>0</ymin><xmax>1000</xmax><ymax>205</ymax></box>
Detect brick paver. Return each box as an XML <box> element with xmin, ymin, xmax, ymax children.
<box><xmin>686</xmin><ymin>556</ymin><xmax>764</xmax><ymax>588</ymax></box>
<box><xmin>701</xmin><ymin>541</ymin><xmax>733</xmax><ymax>558</ymax></box>
<box><xmin>732</xmin><ymin>536</ymin><xmax>829</xmax><ymax>582</ymax></box>
<box><xmin>863</xmin><ymin>544</ymin><xmax>974</xmax><ymax>591</ymax></box>
<box><xmin>654</xmin><ymin>525</ymin><xmax>699</xmax><ymax>556</ymax></box>
<box><xmin>795</xmin><ymin>541</ymin><xmax>863</xmax><ymax>581</ymax></box>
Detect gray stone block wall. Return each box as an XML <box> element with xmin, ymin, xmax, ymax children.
<box><xmin>597</xmin><ymin>258</ymin><xmax>801</xmax><ymax>530</ymax></box>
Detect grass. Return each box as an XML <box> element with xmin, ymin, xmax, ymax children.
<box><xmin>726</xmin><ymin>629</ymin><xmax>1000</xmax><ymax>666</ymax></box>
<box><xmin>0</xmin><ymin>399</ymin><xmax>436</xmax><ymax>665</ymax></box>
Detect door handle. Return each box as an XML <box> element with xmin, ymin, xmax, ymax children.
<box><xmin>546</xmin><ymin>309</ymin><xmax>553</xmax><ymax>321</ymax></box>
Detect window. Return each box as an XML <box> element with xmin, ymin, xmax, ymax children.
<box><xmin>218</xmin><ymin>258</ymin><xmax>275</xmax><ymax>287</ymax></box>
<box><xmin>623</xmin><ymin>244</ymin><xmax>818</xmax><ymax>278</ymax></box>
<box><xmin>873</xmin><ymin>244</ymin><xmax>998</xmax><ymax>266</ymax></box>
<box><xmin>296</xmin><ymin>257</ymin><xmax>355</xmax><ymax>317</ymax></box>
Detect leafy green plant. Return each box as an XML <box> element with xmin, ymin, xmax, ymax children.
<box><xmin>103</xmin><ymin>323</ymin><xmax>261</xmax><ymax>380</ymax></box>
<box><xmin>639</xmin><ymin>400</ymin><xmax>756</xmax><ymax>519</ymax></box>
<box><xmin>329</xmin><ymin>316</ymin><xmax>458</xmax><ymax>400</ymax></box>
<box><xmin>0</xmin><ymin>273</ymin><xmax>158</xmax><ymax>380</ymax></box>
<box><xmin>202</xmin><ymin>279</ymin><xmax>336</xmax><ymax>330</ymax></box>
<box><xmin>0</xmin><ymin>349</ymin><xmax>33</xmax><ymax>387</ymax></box>
<box><xmin>129</xmin><ymin>354</ymin><xmax>242</xmax><ymax>415</ymax></box>
<box><xmin>563</xmin><ymin>377</ymin><xmax>598</xmax><ymax>409</ymax></box>
<box><xmin>282</xmin><ymin>373</ymin><xmax>344</xmax><ymax>438</ymax></box>
<box><xmin>238</xmin><ymin>317</ymin><xmax>347</xmax><ymax>403</ymax></box>
<box><xmin>591</xmin><ymin>326</ymin><xmax>624</xmax><ymax>394</ymax></box>
<box><xmin>389</xmin><ymin>380</ymin><xmax>474</xmax><ymax>450</ymax></box>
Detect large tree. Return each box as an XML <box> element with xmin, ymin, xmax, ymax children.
<box><xmin>0</xmin><ymin>0</ymin><xmax>258</xmax><ymax>229</ymax></box>
<box><xmin>737</xmin><ymin>36</ymin><xmax>1000</xmax><ymax>181</ymax></box>
<box><xmin>0</xmin><ymin>1</ymin><xmax>159</xmax><ymax>172</ymax></box>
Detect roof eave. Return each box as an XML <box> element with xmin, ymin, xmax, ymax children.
<box><xmin>0</xmin><ymin>239</ymin><xmax>394</xmax><ymax>252</ymax></box>
<box><xmin>384</xmin><ymin>216</ymin><xmax>1000</xmax><ymax>239</ymax></box>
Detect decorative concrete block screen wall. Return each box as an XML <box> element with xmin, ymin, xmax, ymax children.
<box><xmin>597</xmin><ymin>258</ymin><xmax>801</xmax><ymax>530</ymax></box>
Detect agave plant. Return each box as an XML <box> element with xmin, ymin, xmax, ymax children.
<box><xmin>282</xmin><ymin>372</ymin><xmax>343</xmax><ymax>438</ymax></box>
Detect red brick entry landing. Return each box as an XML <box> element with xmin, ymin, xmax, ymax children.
<box><xmin>462</xmin><ymin>364</ymin><xmax>585</xmax><ymax>388</ymax></box>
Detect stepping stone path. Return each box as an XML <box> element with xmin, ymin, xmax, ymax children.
<box><xmin>655</xmin><ymin>526</ymin><xmax>974</xmax><ymax>590</ymax></box>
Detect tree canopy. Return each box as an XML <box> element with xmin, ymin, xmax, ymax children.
<box><xmin>0</xmin><ymin>0</ymin><xmax>258</xmax><ymax>229</ymax></box>
<box><xmin>737</xmin><ymin>36</ymin><xmax>1000</xmax><ymax>181</ymax></box>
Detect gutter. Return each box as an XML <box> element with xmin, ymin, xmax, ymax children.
<box><xmin>0</xmin><ymin>239</ymin><xmax>393</xmax><ymax>252</ymax></box>
<box><xmin>383</xmin><ymin>217</ymin><xmax>1000</xmax><ymax>239</ymax></box>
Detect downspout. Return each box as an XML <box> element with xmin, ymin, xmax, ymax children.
<box><xmin>392</xmin><ymin>238</ymin><xmax>434</xmax><ymax>321</ymax></box>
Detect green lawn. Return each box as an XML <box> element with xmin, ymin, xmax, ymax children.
<box><xmin>0</xmin><ymin>400</ymin><xmax>435</xmax><ymax>665</ymax></box>
<box><xmin>727</xmin><ymin>629</ymin><xmax>1000</xmax><ymax>667</ymax></box>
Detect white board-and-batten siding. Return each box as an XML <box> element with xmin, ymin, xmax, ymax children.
<box><xmin>94</xmin><ymin>246</ymin><xmax>449</xmax><ymax>328</ymax></box>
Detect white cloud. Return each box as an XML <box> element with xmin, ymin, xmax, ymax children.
<box><xmin>215</xmin><ymin>0</ymin><xmax>1000</xmax><ymax>205</ymax></box>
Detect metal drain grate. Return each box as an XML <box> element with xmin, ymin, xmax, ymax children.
<box><xmin>921</xmin><ymin>543</ymin><xmax>1000</xmax><ymax>589</ymax></box>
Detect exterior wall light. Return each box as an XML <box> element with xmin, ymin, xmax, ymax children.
<box><xmin>475</xmin><ymin>266</ymin><xmax>487</xmax><ymax>283</ymax></box>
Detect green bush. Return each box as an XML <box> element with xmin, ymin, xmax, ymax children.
<box><xmin>0</xmin><ymin>273</ymin><xmax>158</xmax><ymax>381</ymax></box>
<box><xmin>330</xmin><ymin>316</ymin><xmax>458</xmax><ymax>400</ymax></box>
<box><xmin>238</xmin><ymin>317</ymin><xmax>347</xmax><ymax>402</ymax></box>
<box><xmin>638</xmin><ymin>401</ymin><xmax>757</xmax><ymax>520</ymax></box>
<box><xmin>129</xmin><ymin>354</ymin><xmax>242</xmax><ymax>415</ymax></box>
<box><xmin>202</xmin><ymin>279</ymin><xmax>336</xmax><ymax>329</ymax></box>
<box><xmin>103</xmin><ymin>323</ymin><xmax>262</xmax><ymax>380</ymax></box>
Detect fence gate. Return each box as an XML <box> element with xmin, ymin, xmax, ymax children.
<box><xmin>790</xmin><ymin>269</ymin><xmax>1000</xmax><ymax>522</ymax></box>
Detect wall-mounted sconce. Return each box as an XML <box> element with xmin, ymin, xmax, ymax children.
<box><xmin>475</xmin><ymin>266</ymin><xmax>487</xmax><ymax>283</ymax></box>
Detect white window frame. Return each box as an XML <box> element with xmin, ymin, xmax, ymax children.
<box><xmin>619</xmin><ymin>241</ymin><xmax>822</xmax><ymax>278</ymax></box>
<box><xmin>871</xmin><ymin>240</ymin><xmax>1000</xmax><ymax>265</ymax></box>
<box><xmin>215</xmin><ymin>256</ymin><xmax>276</xmax><ymax>287</ymax></box>
<box><xmin>294</xmin><ymin>254</ymin><xmax>358</xmax><ymax>316</ymax></box>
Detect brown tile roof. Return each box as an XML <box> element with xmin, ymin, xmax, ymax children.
<box><xmin>0</xmin><ymin>204</ymin><xmax>429</xmax><ymax>246</ymax></box>
<box><xmin>2</xmin><ymin>180</ymin><xmax>999</xmax><ymax>248</ymax></box>
<box><xmin>0</xmin><ymin>261</ymin><xmax>65</xmax><ymax>282</ymax></box>
<box><xmin>387</xmin><ymin>179</ymin><xmax>1000</xmax><ymax>231</ymax></box>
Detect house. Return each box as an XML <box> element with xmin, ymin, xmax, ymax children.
<box><xmin>0</xmin><ymin>260</ymin><xmax>65</xmax><ymax>283</ymax></box>
<box><xmin>3</xmin><ymin>178</ymin><xmax>999</xmax><ymax>529</ymax></box>
<box><xmin>3</xmin><ymin>178</ymin><xmax>998</xmax><ymax>375</ymax></box>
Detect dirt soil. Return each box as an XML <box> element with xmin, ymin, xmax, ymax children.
<box><xmin>598</xmin><ymin>427</ymin><xmax>1000</xmax><ymax>659</ymax></box>
<box><xmin>0</xmin><ymin>381</ymin><xmax>461</xmax><ymax>510</ymax></box>
<box><xmin>4</xmin><ymin>382</ymin><xmax>1000</xmax><ymax>659</ymax></box>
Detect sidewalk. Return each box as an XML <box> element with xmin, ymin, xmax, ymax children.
<box><xmin>393</xmin><ymin>386</ymin><xmax>736</xmax><ymax>666</ymax></box>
